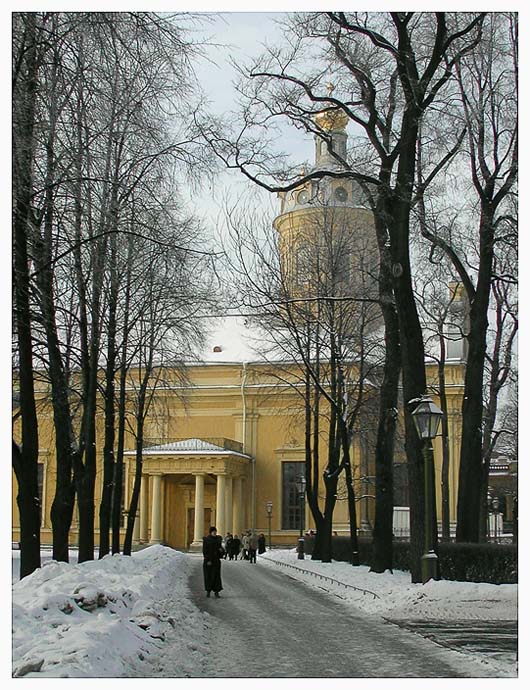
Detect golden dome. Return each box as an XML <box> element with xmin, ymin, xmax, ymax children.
<box><xmin>314</xmin><ymin>107</ymin><xmax>349</xmax><ymax>132</ymax></box>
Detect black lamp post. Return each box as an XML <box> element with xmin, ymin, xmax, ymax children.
<box><xmin>412</xmin><ymin>394</ymin><xmax>443</xmax><ymax>584</ymax></box>
<box><xmin>266</xmin><ymin>500</ymin><xmax>273</xmax><ymax>551</ymax></box>
<box><xmin>297</xmin><ymin>474</ymin><xmax>306</xmax><ymax>560</ymax></box>
<box><xmin>492</xmin><ymin>495</ymin><xmax>500</xmax><ymax>543</ymax></box>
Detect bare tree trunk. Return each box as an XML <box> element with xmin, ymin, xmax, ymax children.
<box><xmin>99</xmin><ymin>231</ymin><xmax>119</xmax><ymax>558</ymax></box>
<box><xmin>371</xmin><ymin>200</ymin><xmax>400</xmax><ymax>573</ymax></box>
<box><xmin>12</xmin><ymin>12</ymin><xmax>41</xmax><ymax>579</ymax></box>
<box><xmin>112</xmin><ymin>238</ymin><xmax>134</xmax><ymax>554</ymax></box>
<box><xmin>123</xmin><ymin>353</ymin><xmax>152</xmax><ymax>555</ymax></box>
<box><xmin>386</xmin><ymin>92</ymin><xmax>430</xmax><ymax>581</ymax></box>
<box><xmin>340</xmin><ymin>435</ymin><xmax>359</xmax><ymax>565</ymax></box>
<box><xmin>456</xmin><ymin>207</ymin><xmax>495</xmax><ymax>542</ymax></box>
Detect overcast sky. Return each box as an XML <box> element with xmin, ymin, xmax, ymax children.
<box><xmin>184</xmin><ymin>12</ymin><xmax>316</xmax><ymax>229</ymax></box>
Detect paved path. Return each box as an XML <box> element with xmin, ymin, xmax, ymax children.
<box><xmin>184</xmin><ymin>556</ymin><xmax>495</xmax><ymax>678</ymax></box>
<box><xmin>391</xmin><ymin>619</ymin><xmax>517</xmax><ymax>669</ymax></box>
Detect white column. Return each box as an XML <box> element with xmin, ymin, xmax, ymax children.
<box><xmin>132</xmin><ymin>508</ymin><xmax>140</xmax><ymax>544</ymax></box>
<box><xmin>233</xmin><ymin>476</ymin><xmax>243</xmax><ymax>537</ymax></box>
<box><xmin>189</xmin><ymin>473</ymin><xmax>205</xmax><ymax>551</ymax></box>
<box><xmin>150</xmin><ymin>474</ymin><xmax>162</xmax><ymax>544</ymax></box>
<box><xmin>216</xmin><ymin>474</ymin><xmax>226</xmax><ymax>536</ymax></box>
<box><xmin>225</xmin><ymin>476</ymin><xmax>233</xmax><ymax>534</ymax></box>
<box><xmin>140</xmin><ymin>474</ymin><xmax>149</xmax><ymax>543</ymax></box>
<box><xmin>241</xmin><ymin>478</ymin><xmax>248</xmax><ymax>532</ymax></box>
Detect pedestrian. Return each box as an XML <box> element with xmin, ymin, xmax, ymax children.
<box><xmin>224</xmin><ymin>532</ymin><xmax>233</xmax><ymax>559</ymax></box>
<box><xmin>230</xmin><ymin>534</ymin><xmax>241</xmax><ymax>561</ymax></box>
<box><xmin>248</xmin><ymin>531</ymin><xmax>259</xmax><ymax>563</ymax></box>
<box><xmin>241</xmin><ymin>531</ymin><xmax>250</xmax><ymax>560</ymax></box>
<box><xmin>258</xmin><ymin>532</ymin><xmax>266</xmax><ymax>554</ymax></box>
<box><xmin>202</xmin><ymin>526</ymin><xmax>224</xmax><ymax>598</ymax></box>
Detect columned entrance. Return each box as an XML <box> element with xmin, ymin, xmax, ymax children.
<box><xmin>124</xmin><ymin>438</ymin><xmax>251</xmax><ymax>551</ymax></box>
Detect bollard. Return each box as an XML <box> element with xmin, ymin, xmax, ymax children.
<box><xmin>297</xmin><ymin>536</ymin><xmax>305</xmax><ymax>560</ymax></box>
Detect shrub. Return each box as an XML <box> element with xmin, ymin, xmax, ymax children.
<box><xmin>304</xmin><ymin>535</ymin><xmax>517</xmax><ymax>584</ymax></box>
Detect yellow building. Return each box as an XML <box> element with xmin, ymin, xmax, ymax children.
<box><xmin>12</xmin><ymin>111</ymin><xmax>468</xmax><ymax>551</ymax></box>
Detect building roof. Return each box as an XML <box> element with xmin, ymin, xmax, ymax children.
<box><xmin>126</xmin><ymin>437</ymin><xmax>250</xmax><ymax>458</ymax></box>
<box><xmin>145</xmin><ymin>438</ymin><xmax>232</xmax><ymax>453</ymax></box>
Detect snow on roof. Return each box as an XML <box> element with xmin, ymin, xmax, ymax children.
<box><xmin>142</xmin><ymin>438</ymin><xmax>247</xmax><ymax>455</ymax></box>
<box><xmin>146</xmin><ymin>438</ymin><xmax>224</xmax><ymax>452</ymax></box>
<box><xmin>197</xmin><ymin>315</ymin><xmax>272</xmax><ymax>364</ymax></box>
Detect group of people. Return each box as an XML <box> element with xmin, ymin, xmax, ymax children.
<box><xmin>223</xmin><ymin>531</ymin><xmax>266</xmax><ymax>562</ymax></box>
<box><xmin>202</xmin><ymin>527</ymin><xmax>267</xmax><ymax>598</ymax></box>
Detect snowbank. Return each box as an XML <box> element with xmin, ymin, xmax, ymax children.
<box><xmin>259</xmin><ymin>549</ymin><xmax>518</xmax><ymax>621</ymax></box>
<box><xmin>11</xmin><ymin>546</ymin><xmax>519</xmax><ymax>679</ymax></box>
<box><xmin>12</xmin><ymin>545</ymin><xmax>207</xmax><ymax>678</ymax></box>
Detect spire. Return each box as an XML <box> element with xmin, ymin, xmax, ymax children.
<box><xmin>314</xmin><ymin>82</ymin><xmax>349</xmax><ymax>133</ymax></box>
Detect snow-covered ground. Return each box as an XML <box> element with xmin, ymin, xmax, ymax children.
<box><xmin>11</xmin><ymin>545</ymin><xmax>518</xmax><ymax>679</ymax></box>
<box><xmin>12</xmin><ymin>545</ymin><xmax>209</xmax><ymax>678</ymax></box>
<box><xmin>259</xmin><ymin>549</ymin><xmax>518</xmax><ymax>622</ymax></box>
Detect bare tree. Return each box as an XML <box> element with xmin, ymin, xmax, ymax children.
<box><xmin>12</xmin><ymin>12</ymin><xmax>43</xmax><ymax>578</ymax></box>
<box><xmin>222</xmin><ymin>195</ymin><xmax>382</xmax><ymax>562</ymax></box>
<box><xmin>198</xmin><ymin>11</ymin><xmax>485</xmax><ymax>580</ymax></box>
<box><xmin>12</xmin><ymin>11</ymin><xmax>216</xmax><ymax>563</ymax></box>
<box><xmin>415</xmin><ymin>13</ymin><xmax>517</xmax><ymax>542</ymax></box>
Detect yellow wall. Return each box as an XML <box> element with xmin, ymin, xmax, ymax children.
<box><xmin>13</xmin><ymin>359</ymin><xmax>464</xmax><ymax>550</ymax></box>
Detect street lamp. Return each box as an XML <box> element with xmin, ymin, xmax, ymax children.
<box><xmin>487</xmin><ymin>488</ymin><xmax>493</xmax><ymax>541</ymax></box>
<box><xmin>492</xmin><ymin>495</ymin><xmax>500</xmax><ymax>543</ymax></box>
<box><xmin>266</xmin><ymin>500</ymin><xmax>273</xmax><ymax>551</ymax></box>
<box><xmin>297</xmin><ymin>474</ymin><xmax>306</xmax><ymax>560</ymax></box>
<box><xmin>412</xmin><ymin>394</ymin><xmax>443</xmax><ymax>584</ymax></box>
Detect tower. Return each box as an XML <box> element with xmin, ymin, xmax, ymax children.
<box><xmin>273</xmin><ymin>106</ymin><xmax>378</xmax><ymax>306</ymax></box>
<box><xmin>445</xmin><ymin>281</ymin><xmax>470</xmax><ymax>361</ymax></box>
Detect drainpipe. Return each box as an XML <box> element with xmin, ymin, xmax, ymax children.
<box><xmin>241</xmin><ymin>362</ymin><xmax>255</xmax><ymax>531</ymax></box>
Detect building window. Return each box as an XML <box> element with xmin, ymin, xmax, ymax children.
<box><xmin>282</xmin><ymin>462</ymin><xmax>305</xmax><ymax>530</ymax></box>
<box><xmin>335</xmin><ymin>250</ymin><xmax>351</xmax><ymax>284</ymax></box>
<box><xmin>120</xmin><ymin>468</ymin><xmax>127</xmax><ymax>528</ymax></box>
<box><xmin>393</xmin><ymin>463</ymin><xmax>409</xmax><ymax>506</ymax></box>
<box><xmin>37</xmin><ymin>463</ymin><xmax>44</xmax><ymax>522</ymax></box>
<box><xmin>294</xmin><ymin>243</ymin><xmax>311</xmax><ymax>287</ymax></box>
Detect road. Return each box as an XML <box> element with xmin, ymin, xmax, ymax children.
<box><xmin>179</xmin><ymin>556</ymin><xmax>495</xmax><ymax>678</ymax></box>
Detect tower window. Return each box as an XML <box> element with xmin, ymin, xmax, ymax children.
<box><xmin>335</xmin><ymin>186</ymin><xmax>348</xmax><ymax>202</ymax></box>
<box><xmin>297</xmin><ymin>190</ymin><xmax>309</xmax><ymax>204</ymax></box>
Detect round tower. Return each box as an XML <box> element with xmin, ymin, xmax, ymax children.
<box><xmin>273</xmin><ymin>106</ymin><xmax>378</xmax><ymax>300</ymax></box>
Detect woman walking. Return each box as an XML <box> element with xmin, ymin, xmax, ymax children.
<box><xmin>202</xmin><ymin>526</ymin><xmax>224</xmax><ymax>598</ymax></box>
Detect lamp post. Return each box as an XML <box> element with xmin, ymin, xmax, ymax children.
<box><xmin>266</xmin><ymin>500</ymin><xmax>273</xmax><ymax>551</ymax></box>
<box><xmin>412</xmin><ymin>394</ymin><xmax>443</xmax><ymax>584</ymax></box>
<box><xmin>297</xmin><ymin>474</ymin><xmax>306</xmax><ymax>560</ymax></box>
<box><xmin>492</xmin><ymin>495</ymin><xmax>500</xmax><ymax>543</ymax></box>
<box><xmin>487</xmin><ymin>488</ymin><xmax>493</xmax><ymax>541</ymax></box>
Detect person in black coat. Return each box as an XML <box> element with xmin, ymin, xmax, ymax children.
<box><xmin>202</xmin><ymin>526</ymin><xmax>224</xmax><ymax>597</ymax></box>
<box><xmin>258</xmin><ymin>533</ymin><xmax>266</xmax><ymax>554</ymax></box>
<box><xmin>230</xmin><ymin>534</ymin><xmax>241</xmax><ymax>560</ymax></box>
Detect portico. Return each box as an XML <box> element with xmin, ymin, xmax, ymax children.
<box><xmin>124</xmin><ymin>438</ymin><xmax>251</xmax><ymax>550</ymax></box>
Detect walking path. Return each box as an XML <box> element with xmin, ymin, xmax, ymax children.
<box><xmin>153</xmin><ymin>555</ymin><xmax>499</xmax><ymax>678</ymax></box>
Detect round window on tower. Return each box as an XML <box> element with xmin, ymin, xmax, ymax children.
<box><xmin>297</xmin><ymin>190</ymin><xmax>309</xmax><ymax>204</ymax></box>
<box><xmin>335</xmin><ymin>186</ymin><xmax>348</xmax><ymax>202</ymax></box>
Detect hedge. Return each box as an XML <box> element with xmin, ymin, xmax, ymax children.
<box><xmin>303</xmin><ymin>536</ymin><xmax>517</xmax><ymax>584</ymax></box>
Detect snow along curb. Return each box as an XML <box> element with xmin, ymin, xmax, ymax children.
<box><xmin>259</xmin><ymin>554</ymin><xmax>380</xmax><ymax>599</ymax></box>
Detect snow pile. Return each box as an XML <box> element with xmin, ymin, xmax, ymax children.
<box><xmin>12</xmin><ymin>545</ymin><xmax>208</xmax><ymax>678</ymax></box>
<box><xmin>259</xmin><ymin>549</ymin><xmax>518</xmax><ymax>621</ymax></box>
<box><xmin>11</xmin><ymin>546</ymin><xmax>518</xmax><ymax>679</ymax></box>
